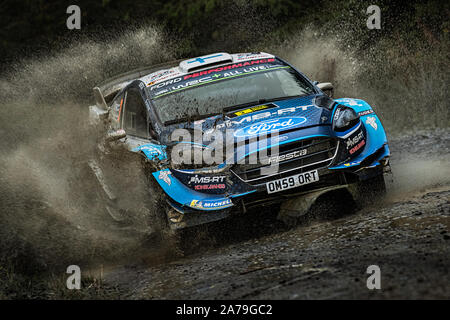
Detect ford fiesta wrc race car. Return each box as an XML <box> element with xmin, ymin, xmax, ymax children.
<box><xmin>88</xmin><ymin>52</ymin><xmax>391</xmax><ymax>232</ymax></box>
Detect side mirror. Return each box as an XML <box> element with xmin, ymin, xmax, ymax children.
<box><xmin>316</xmin><ymin>82</ymin><xmax>334</xmax><ymax>98</ymax></box>
<box><xmin>106</xmin><ymin>129</ymin><xmax>126</xmax><ymax>142</ymax></box>
<box><xmin>93</xmin><ymin>87</ymin><xmax>109</xmax><ymax>111</ymax></box>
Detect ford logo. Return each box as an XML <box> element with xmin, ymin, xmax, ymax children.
<box><xmin>234</xmin><ymin>117</ymin><xmax>307</xmax><ymax>137</ymax></box>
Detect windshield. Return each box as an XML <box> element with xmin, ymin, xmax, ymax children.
<box><xmin>150</xmin><ymin>65</ymin><xmax>315</xmax><ymax>124</ymax></box>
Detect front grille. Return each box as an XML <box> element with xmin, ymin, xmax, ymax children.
<box><xmin>231</xmin><ymin>137</ymin><xmax>338</xmax><ymax>186</ymax></box>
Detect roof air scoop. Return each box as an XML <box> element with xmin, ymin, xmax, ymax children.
<box><xmin>179</xmin><ymin>52</ymin><xmax>233</xmax><ymax>73</ymax></box>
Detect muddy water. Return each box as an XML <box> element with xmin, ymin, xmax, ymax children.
<box><xmin>103</xmin><ymin>130</ymin><xmax>450</xmax><ymax>299</ymax></box>
<box><xmin>0</xmin><ymin>26</ymin><xmax>176</xmax><ymax>272</ymax></box>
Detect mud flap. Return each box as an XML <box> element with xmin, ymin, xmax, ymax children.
<box><xmin>278</xmin><ymin>185</ymin><xmax>351</xmax><ymax>225</ymax></box>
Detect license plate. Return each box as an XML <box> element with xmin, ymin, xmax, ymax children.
<box><xmin>266</xmin><ymin>170</ymin><xmax>319</xmax><ymax>194</ymax></box>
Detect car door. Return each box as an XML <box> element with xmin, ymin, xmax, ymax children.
<box><xmin>120</xmin><ymin>86</ymin><xmax>162</xmax><ymax>152</ymax></box>
<box><xmin>122</xmin><ymin>87</ymin><xmax>149</xmax><ymax>138</ymax></box>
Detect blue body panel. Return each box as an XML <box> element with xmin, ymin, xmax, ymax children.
<box><xmin>330</xmin><ymin>98</ymin><xmax>389</xmax><ymax>169</ymax></box>
<box><xmin>131</xmin><ymin>97</ymin><xmax>390</xmax><ymax>212</ymax></box>
<box><xmin>152</xmin><ymin>169</ymin><xmax>256</xmax><ymax>210</ymax></box>
<box><xmin>132</xmin><ymin>144</ymin><xmax>167</xmax><ymax>161</ymax></box>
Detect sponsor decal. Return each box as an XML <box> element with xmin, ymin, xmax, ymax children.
<box><xmin>158</xmin><ymin>170</ymin><xmax>172</xmax><ymax>186</ymax></box>
<box><xmin>189</xmin><ymin>175</ymin><xmax>226</xmax><ymax>184</ymax></box>
<box><xmin>147</xmin><ymin>75</ymin><xmax>174</xmax><ymax>86</ymax></box>
<box><xmin>349</xmin><ymin>139</ymin><xmax>366</xmax><ymax>154</ymax></box>
<box><xmin>190</xmin><ymin>200</ymin><xmax>202</xmax><ymax>208</ymax></box>
<box><xmin>333</xmin><ymin>108</ymin><xmax>341</xmax><ymax>121</ymax></box>
<box><xmin>344</xmin><ymin>161</ymin><xmax>360</xmax><ymax>167</ymax></box>
<box><xmin>267</xmin><ymin>149</ymin><xmax>307</xmax><ymax>164</ymax></box>
<box><xmin>146</xmin><ymin>57</ymin><xmax>276</xmax><ymax>87</ymax></box>
<box><xmin>232</xmin><ymin>104</ymin><xmax>275</xmax><ymax>117</ymax></box>
<box><xmin>201</xmin><ymin>199</ymin><xmax>232</xmax><ymax>208</ymax></box>
<box><xmin>211</xmin><ymin>105</ymin><xmax>312</xmax><ymax>131</ymax></box>
<box><xmin>149</xmin><ymin>60</ymin><xmax>285</xmax><ymax>98</ymax></box>
<box><xmin>345</xmin><ymin>131</ymin><xmax>364</xmax><ymax>149</ymax></box>
<box><xmin>235</xmin><ymin>53</ymin><xmax>272</xmax><ymax>61</ymax></box>
<box><xmin>190</xmin><ymin>198</ymin><xmax>232</xmax><ymax>209</ymax></box>
<box><xmin>365</xmin><ymin>116</ymin><xmax>378</xmax><ymax>130</ymax></box>
<box><xmin>150</xmin><ymin>77</ymin><xmax>183</xmax><ymax>90</ymax></box>
<box><xmin>194</xmin><ymin>184</ymin><xmax>226</xmax><ymax>191</ymax></box>
<box><xmin>358</xmin><ymin>109</ymin><xmax>374</xmax><ymax>116</ymax></box>
<box><xmin>183</xmin><ymin>59</ymin><xmax>275</xmax><ymax>80</ymax></box>
<box><xmin>147</xmin><ymin>69</ymin><xmax>177</xmax><ymax>81</ymax></box>
<box><xmin>234</xmin><ymin>117</ymin><xmax>307</xmax><ymax>137</ymax></box>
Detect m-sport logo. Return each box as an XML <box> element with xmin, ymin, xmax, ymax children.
<box><xmin>234</xmin><ymin>117</ymin><xmax>307</xmax><ymax>137</ymax></box>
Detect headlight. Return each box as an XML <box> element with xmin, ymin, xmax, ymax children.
<box><xmin>333</xmin><ymin>107</ymin><xmax>360</xmax><ymax>131</ymax></box>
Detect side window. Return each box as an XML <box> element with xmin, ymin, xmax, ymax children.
<box><xmin>110</xmin><ymin>93</ymin><xmax>124</xmax><ymax>130</ymax></box>
<box><xmin>123</xmin><ymin>89</ymin><xmax>148</xmax><ymax>137</ymax></box>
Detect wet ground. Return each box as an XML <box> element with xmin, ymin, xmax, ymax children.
<box><xmin>102</xmin><ymin>129</ymin><xmax>450</xmax><ymax>299</ymax></box>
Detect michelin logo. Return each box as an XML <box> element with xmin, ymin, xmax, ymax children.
<box><xmin>190</xmin><ymin>199</ymin><xmax>232</xmax><ymax>209</ymax></box>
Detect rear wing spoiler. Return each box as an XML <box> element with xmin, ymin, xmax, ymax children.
<box><xmin>92</xmin><ymin>59</ymin><xmax>184</xmax><ymax>110</ymax></box>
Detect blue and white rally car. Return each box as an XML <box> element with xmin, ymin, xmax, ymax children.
<box><xmin>88</xmin><ymin>52</ymin><xmax>390</xmax><ymax>232</ymax></box>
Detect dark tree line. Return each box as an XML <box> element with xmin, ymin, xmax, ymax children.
<box><xmin>0</xmin><ymin>0</ymin><xmax>448</xmax><ymax>66</ymax></box>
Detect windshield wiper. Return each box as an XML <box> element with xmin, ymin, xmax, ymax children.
<box><xmin>222</xmin><ymin>95</ymin><xmax>307</xmax><ymax>113</ymax></box>
<box><xmin>164</xmin><ymin>112</ymin><xmax>222</xmax><ymax>126</ymax></box>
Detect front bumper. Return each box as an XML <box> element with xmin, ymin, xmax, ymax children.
<box><xmin>163</xmin><ymin>155</ymin><xmax>388</xmax><ymax>230</ymax></box>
